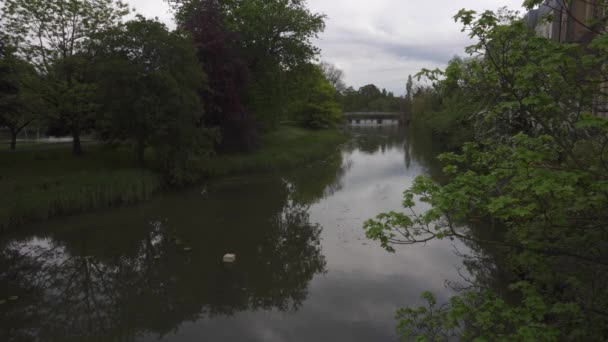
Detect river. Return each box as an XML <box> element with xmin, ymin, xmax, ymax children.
<box><xmin>0</xmin><ymin>126</ymin><xmax>475</xmax><ymax>341</ymax></box>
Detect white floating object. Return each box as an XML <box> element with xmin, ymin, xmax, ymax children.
<box><xmin>0</xmin><ymin>300</ymin><xmax>6</xmax><ymax>305</ymax></box>
<box><xmin>9</xmin><ymin>296</ymin><xmax>18</xmax><ymax>301</ymax></box>
<box><xmin>223</xmin><ymin>254</ymin><xmax>236</xmax><ymax>263</ymax></box>
<box><xmin>183</xmin><ymin>247</ymin><xmax>192</xmax><ymax>252</ymax></box>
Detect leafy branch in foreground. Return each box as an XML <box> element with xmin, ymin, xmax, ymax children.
<box><xmin>365</xmin><ymin>130</ymin><xmax>608</xmax><ymax>340</ymax></box>
<box><xmin>365</xmin><ymin>6</ymin><xmax>608</xmax><ymax>341</ymax></box>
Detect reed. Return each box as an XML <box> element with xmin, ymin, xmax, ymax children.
<box><xmin>0</xmin><ymin>145</ymin><xmax>163</xmax><ymax>230</ymax></box>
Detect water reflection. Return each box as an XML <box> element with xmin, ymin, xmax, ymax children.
<box><xmin>0</xmin><ymin>177</ymin><xmax>334</xmax><ymax>341</ymax></box>
<box><xmin>1</xmin><ymin>127</ymin><xmax>470</xmax><ymax>342</ymax></box>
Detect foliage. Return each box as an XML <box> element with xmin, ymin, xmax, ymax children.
<box><xmin>219</xmin><ymin>0</ymin><xmax>325</xmax><ymax>69</ymax></box>
<box><xmin>365</xmin><ymin>6</ymin><xmax>608</xmax><ymax>341</ymax></box>
<box><xmin>168</xmin><ymin>0</ymin><xmax>326</xmax><ymax>131</ymax></box>
<box><xmin>342</xmin><ymin>84</ymin><xmax>402</xmax><ymax>112</ymax></box>
<box><xmin>0</xmin><ymin>46</ymin><xmax>45</xmax><ymax>150</ymax></box>
<box><xmin>44</xmin><ymin>56</ymin><xmax>100</xmax><ymax>154</ymax></box>
<box><xmin>176</xmin><ymin>0</ymin><xmax>257</xmax><ymax>152</ymax></box>
<box><xmin>320</xmin><ymin>61</ymin><xmax>346</xmax><ymax>94</ymax></box>
<box><xmin>0</xmin><ymin>0</ymin><xmax>129</xmax><ymax>155</ymax></box>
<box><xmin>409</xmin><ymin>56</ymin><xmax>481</xmax><ymax>149</ymax></box>
<box><xmin>227</xmin><ymin>0</ymin><xmax>326</xmax><ymax>129</ymax></box>
<box><xmin>367</xmin><ymin>132</ymin><xmax>608</xmax><ymax>340</ymax></box>
<box><xmin>397</xmin><ymin>287</ymin><xmax>563</xmax><ymax>342</ymax></box>
<box><xmin>290</xmin><ymin>65</ymin><xmax>343</xmax><ymax>128</ymax></box>
<box><xmin>405</xmin><ymin>75</ymin><xmax>413</xmax><ymax>102</ymax></box>
<box><xmin>92</xmin><ymin>17</ymin><xmax>211</xmax><ymax>182</ymax></box>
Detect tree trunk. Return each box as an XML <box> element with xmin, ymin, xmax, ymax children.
<box><xmin>136</xmin><ymin>138</ymin><xmax>146</xmax><ymax>165</ymax></box>
<box><xmin>10</xmin><ymin>132</ymin><xmax>17</xmax><ymax>151</ymax></box>
<box><xmin>72</xmin><ymin>131</ymin><xmax>83</xmax><ymax>156</ymax></box>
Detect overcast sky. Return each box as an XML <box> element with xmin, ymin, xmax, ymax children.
<box><xmin>126</xmin><ymin>0</ymin><xmax>525</xmax><ymax>95</ymax></box>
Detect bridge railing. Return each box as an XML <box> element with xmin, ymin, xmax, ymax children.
<box><xmin>342</xmin><ymin>112</ymin><xmax>409</xmax><ymax>125</ymax></box>
<box><xmin>343</xmin><ymin>112</ymin><xmax>401</xmax><ymax>116</ymax></box>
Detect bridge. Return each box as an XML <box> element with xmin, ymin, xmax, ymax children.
<box><xmin>343</xmin><ymin>112</ymin><xmax>407</xmax><ymax>126</ymax></box>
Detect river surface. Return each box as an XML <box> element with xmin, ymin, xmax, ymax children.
<box><xmin>0</xmin><ymin>127</ymin><xmax>473</xmax><ymax>341</ymax></box>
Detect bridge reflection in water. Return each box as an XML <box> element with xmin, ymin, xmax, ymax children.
<box><xmin>343</xmin><ymin>112</ymin><xmax>405</xmax><ymax>126</ymax></box>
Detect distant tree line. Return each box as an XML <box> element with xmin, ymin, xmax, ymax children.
<box><xmin>341</xmin><ymin>84</ymin><xmax>403</xmax><ymax>113</ymax></box>
<box><xmin>0</xmin><ymin>0</ymin><xmax>344</xmax><ymax>181</ymax></box>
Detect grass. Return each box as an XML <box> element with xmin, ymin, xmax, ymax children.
<box><xmin>0</xmin><ymin>125</ymin><xmax>349</xmax><ymax>230</ymax></box>
<box><xmin>0</xmin><ymin>145</ymin><xmax>163</xmax><ymax>230</ymax></box>
<box><xmin>200</xmin><ymin>125</ymin><xmax>349</xmax><ymax>177</ymax></box>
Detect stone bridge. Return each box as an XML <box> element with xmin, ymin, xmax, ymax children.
<box><xmin>343</xmin><ymin>112</ymin><xmax>406</xmax><ymax>125</ymax></box>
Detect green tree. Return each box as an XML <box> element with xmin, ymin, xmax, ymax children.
<box><xmin>93</xmin><ymin>17</ymin><xmax>209</xmax><ymax>182</ymax></box>
<box><xmin>292</xmin><ymin>65</ymin><xmax>342</xmax><ymax>129</ymax></box>
<box><xmin>0</xmin><ymin>46</ymin><xmax>44</xmax><ymax>150</ymax></box>
<box><xmin>365</xmin><ymin>7</ymin><xmax>608</xmax><ymax>341</ymax></box>
<box><xmin>174</xmin><ymin>0</ymin><xmax>257</xmax><ymax>152</ymax></box>
<box><xmin>169</xmin><ymin>0</ymin><xmax>326</xmax><ymax>129</ymax></box>
<box><xmin>0</xmin><ymin>0</ymin><xmax>129</xmax><ymax>155</ymax></box>
<box><xmin>410</xmin><ymin>57</ymin><xmax>479</xmax><ymax>148</ymax></box>
<box><xmin>340</xmin><ymin>83</ymin><xmax>402</xmax><ymax>112</ymax></box>
<box><xmin>405</xmin><ymin>75</ymin><xmax>413</xmax><ymax>102</ymax></box>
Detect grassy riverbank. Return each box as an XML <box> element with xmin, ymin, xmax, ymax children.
<box><xmin>0</xmin><ymin>126</ymin><xmax>349</xmax><ymax>230</ymax></box>
<box><xmin>201</xmin><ymin>125</ymin><xmax>349</xmax><ymax>177</ymax></box>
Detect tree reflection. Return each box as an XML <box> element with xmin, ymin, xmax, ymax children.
<box><xmin>286</xmin><ymin>151</ymin><xmax>348</xmax><ymax>205</ymax></box>
<box><xmin>0</xmin><ymin>178</ymin><xmax>331</xmax><ymax>341</ymax></box>
<box><xmin>0</xmin><ymin>123</ymin><xmax>362</xmax><ymax>341</ymax></box>
<box><xmin>448</xmin><ymin>221</ymin><xmax>517</xmax><ymax>301</ymax></box>
<box><xmin>347</xmin><ymin>126</ymin><xmax>407</xmax><ymax>155</ymax></box>
<box><xmin>403</xmin><ymin>126</ymin><xmax>447</xmax><ymax>181</ymax></box>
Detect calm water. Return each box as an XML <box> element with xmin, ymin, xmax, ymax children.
<box><xmin>0</xmin><ymin>127</ymin><xmax>472</xmax><ymax>341</ymax></box>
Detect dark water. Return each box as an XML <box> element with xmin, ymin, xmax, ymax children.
<box><xmin>0</xmin><ymin>127</ymin><xmax>472</xmax><ymax>342</ymax></box>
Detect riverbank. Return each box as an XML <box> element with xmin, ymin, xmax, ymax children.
<box><xmin>0</xmin><ymin>126</ymin><xmax>349</xmax><ymax>230</ymax></box>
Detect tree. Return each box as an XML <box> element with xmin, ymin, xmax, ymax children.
<box><xmin>174</xmin><ymin>0</ymin><xmax>257</xmax><ymax>152</ymax></box>
<box><xmin>405</xmin><ymin>75</ymin><xmax>413</xmax><ymax>102</ymax></box>
<box><xmin>0</xmin><ymin>46</ymin><xmax>44</xmax><ymax>150</ymax></box>
<box><xmin>0</xmin><ymin>0</ymin><xmax>129</xmax><ymax>155</ymax></box>
<box><xmin>320</xmin><ymin>61</ymin><xmax>346</xmax><ymax>94</ymax></box>
<box><xmin>408</xmin><ymin>57</ymin><xmax>479</xmax><ymax>148</ymax></box>
<box><xmin>93</xmin><ymin>17</ymin><xmax>209</xmax><ymax>182</ymax></box>
<box><xmin>340</xmin><ymin>83</ymin><xmax>402</xmax><ymax>112</ymax></box>
<box><xmin>292</xmin><ymin>65</ymin><xmax>342</xmax><ymax>128</ymax></box>
<box><xmin>226</xmin><ymin>0</ymin><xmax>326</xmax><ymax>129</ymax></box>
<box><xmin>217</xmin><ymin>0</ymin><xmax>325</xmax><ymax>69</ymax></box>
<box><xmin>365</xmin><ymin>7</ymin><xmax>608</xmax><ymax>340</ymax></box>
<box><xmin>169</xmin><ymin>0</ymin><xmax>327</xmax><ymax>130</ymax></box>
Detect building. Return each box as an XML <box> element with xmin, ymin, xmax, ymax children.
<box><xmin>526</xmin><ymin>0</ymin><xmax>605</xmax><ymax>43</ymax></box>
<box><xmin>527</xmin><ymin>0</ymin><xmax>608</xmax><ymax>117</ymax></box>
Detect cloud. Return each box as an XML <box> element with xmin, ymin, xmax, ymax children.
<box><xmin>307</xmin><ymin>0</ymin><xmax>525</xmax><ymax>94</ymax></box>
<box><xmin>125</xmin><ymin>0</ymin><xmax>526</xmax><ymax>94</ymax></box>
<box><xmin>125</xmin><ymin>0</ymin><xmax>174</xmax><ymax>26</ymax></box>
